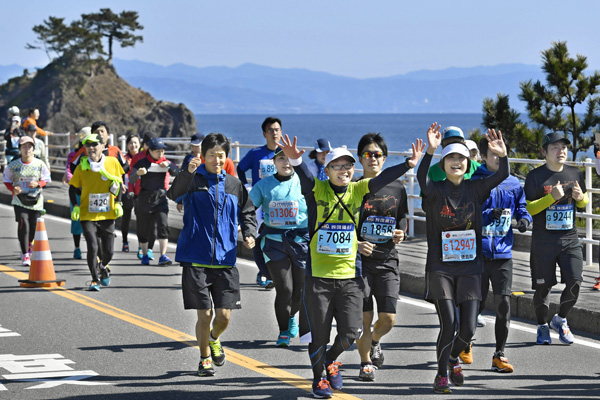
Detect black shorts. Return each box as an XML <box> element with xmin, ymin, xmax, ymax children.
<box><xmin>262</xmin><ymin>236</ymin><xmax>307</xmax><ymax>269</ymax></box>
<box><xmin>530</xmin><ymin>238</ymin><xmax>583</xmax><ymax>289</ymax></box>
<box><xmin>425</xmin><ymin>271</ymin><xmax>482</xmax><ymax>304</ymax></box>
<box><xmin>482</xmin><ymin>258</ymin><xmax>513</xmax><ymax>296</ymax></box>
<box><xmin>362</xmin><ymin>258</ymin><xmax>400</xmax><ymax>314</ymax></box>
<box><xmin>182</xmin><ymin>265</ymin><xmax>241</xmax><ymax>310</ymax></box>
<box><xmin>301</xmin><ymin>276</ymin><xmax>364</xmax><ymax>345</ymax></box>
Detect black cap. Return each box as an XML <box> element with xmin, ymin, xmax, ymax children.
<box><xmin>146</xmin><ymin>137</ymin><xmax>166</xmax><ymax>150</ymax></box>
<box><xmin>190</xmin><ymin>133</ymin><xmax>204</xmax><ymax>146</ymax></box>
<box><xmin>315</xmin><ymin>138</ymin><xmax>332</xmax><ymax>152</ymax></box>
<box><xmin>542</xmin><ymin>132</ymin><xmax>571</xmax><ymax>147</ymax></box>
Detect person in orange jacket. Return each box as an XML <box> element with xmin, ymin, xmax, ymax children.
<box><xmin>21</xmin><ymin>108</ymin><xmax>52</xmax><ymax>137</ymax></box>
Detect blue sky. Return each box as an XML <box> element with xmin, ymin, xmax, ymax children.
<box><xmin>3</xmin><ymin>0</ymin><xmax>600</xmax><ymax>78</ymax></box>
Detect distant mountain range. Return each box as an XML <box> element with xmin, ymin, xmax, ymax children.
<box><xmin>2</xmin><ymin>60</ymin><xmax>548</xmax><ymax>114</ymax></box>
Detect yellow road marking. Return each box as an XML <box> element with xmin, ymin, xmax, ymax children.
<box><xmin>0</xmin><ymin>264</ymin><xmax>361</xmax><ymax>399</ymax></box>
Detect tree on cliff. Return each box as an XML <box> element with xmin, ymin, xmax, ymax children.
<box><xmin>26</xmin><ymin>9</ymin><xmax>143</xmax><ymax>64</ymax></box>
<box><xmin>481</xmin><ymin>41</ymin><xmax>600</xmax><ymax>161</ymax></box>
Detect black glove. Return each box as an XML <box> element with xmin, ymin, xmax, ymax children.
<box><xmin>516</xmin><ymin>218</ymin><xmax>529</xmax><ymax>233</ymax></box>
<box><xmin>491</xmin><ymin>208</ymin><xmax>503</xmax><ymax>221</ymax></box>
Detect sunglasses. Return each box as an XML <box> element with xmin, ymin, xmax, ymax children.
<box><xmin>85</xmin><ymin>141</ymin><xmax>100</xmax><ymax>147</ymax></box>
<box><xmin>361</xmin><ymin>151</ymin><xmax>384</xmax><ymax>159</ymax></box>
<box><xmin>328</xmin><ymin>163</ymin><xmax>354</xmax><ymax>171</ymax></box>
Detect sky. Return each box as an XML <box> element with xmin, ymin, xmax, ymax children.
<box><xmin>3</xmin><ymin>0</ymin><xmax>600</xmax><ymax>79</ymax></box>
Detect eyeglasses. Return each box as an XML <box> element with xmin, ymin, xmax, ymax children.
<box><xmin>361</xmin><ymin>151</ymin><xmax>384</xmax><ymax>159</ymax></box>
<box><xmin>328</xmin><ymin>163</ymin><xmax>354</xmax><ymax>171</ymax></box>
<box><xmin>85</xmin><ymin>142</ymin><xmax>99</xmax><ymax>147</ymax></box>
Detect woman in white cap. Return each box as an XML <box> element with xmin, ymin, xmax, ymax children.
<box><xmin>307</xmin><ymin>138</ymin><xmax>332</xmax><ymax>180</ymax></box>
<box><xmin>418</xmin><ymin>123</ymin><xmax>508</xmax><ymax>394</ymax></box>
<box><xmin>3</xmin><ymin>115</ymin><xmax>24</xmax><ymax>166</ymax></box>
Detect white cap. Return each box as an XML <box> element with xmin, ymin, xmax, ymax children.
<box><xmin>325</xmin><ymin>147</ymin><xmax>356</xmax><ymax>166</ymax></box>
<box><xmin>441</xmin><ymin>143</ymin><xmax>470</xmax><ymax>159</ymax></box>
<box><xmin>8</xmin><ymin>106</ymin><xmax>20</xmax><ymax>116</ymax></box>
<box><xmin>77</xmin><ymin>127</ymin><xmax>92</xmax><ymax>142</ymax></box>
<box><xmin>465</xmin><ymin>140</ymin><xmax>478</xmax><ymax>152</ymax></box>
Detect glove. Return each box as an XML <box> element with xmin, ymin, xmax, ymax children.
<box><xmin>126</xmin><ymin>191</ymin><xmax>135</xmax><ymax>200</ymax></box>
<box><xmin>114</xmin><ymin>202</ymin><xmax>123</xmax><ymax>218</ymax></box>
<box><xmin>516</xmin><ymin>218</ymin><xmax>529</xmax><ymax>233</ymax></box>
<box><xmin>491</xmin><ymin>208</ymin><xmax>503</xmax><ymax>220</ymax></box>
<box><xmin>71</xmin><ymin>206</ymin><xmax>80</xmax><ymax>221</ymax></box>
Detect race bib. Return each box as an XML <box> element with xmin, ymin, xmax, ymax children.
<box><xmin>482</xmin><ymin>209</ymin><xmax>511</xmax><ymax>237</ymax></box>
<box><xmin>317</xmin><ymin>223</ymin><xmax>355</xmax><ymax>255</ymax></box>
<box><xmin>442</xmin><ymin>230</ymin><xmax>476</xmax><ymax>262</ymax></box>
<box><xmin>259</xmin><ymin>159</ymin><xmax>276</xmax><ymax>179</ymax></box>
<box><xmin>546</xmin><ymin>204</ymin><xmax>573</xmax><ymax>230</ymax></box>
<box><xmin>89</xmin><ymin>193</ymin><xmax>110</xmax><ymax>213</ymax></box>
<box><xmin>361</xmin><ymin>215</ymin><xmax>395</xmax><ymax>243</ymax></box>
<box><xmin>18</xmin><ymin>176</ymin><xmax>36</xmax><ymax>192</ymax></box>
<box><xmin>11</xmin><ymin>137</ymin><xmax>20</xmax><ymax>148</ymax></box>
<box><xmin>269</xmin><ymin>200</ymin><xmax>299</xmax><ymax>226</ymax></box>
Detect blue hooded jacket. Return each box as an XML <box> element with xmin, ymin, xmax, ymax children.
<box><xmin>167</xmin><ymin>164</ymin><xmax>257</xmax><ymax>267</ymax></box>
<box><xmin>471</xmin><ymin>163</ymin><xmax>532</xmax><ymax>259</ymax></box>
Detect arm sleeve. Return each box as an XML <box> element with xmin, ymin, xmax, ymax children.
<box><xmin>526</xmin><ymin>193</ymin><xmax>555</xmax><ymax>216</ymax></box>
<box><xmin>417</xmin><ymin>153</ymin><xmax>434</xmax><ymax>196</ymax></box>
<box><xmin>116</xmin><ymin>149</ymin><xmax>130</xmax><ymax>174</ymax></box>
<box><xmin>290</xmin><ymin>158</ymin><xmax>315</xmax><ymax>196</ymax></box>
<box><xmin>69</xmin><ymin>185</ymin><xmax>80</xmax><ymax>206</ymax></box>
<box><xmin>576</xmin><ymin>194</ymin><xmax>590</xmax><ymax>208</ymax></box>
<box><xmin>167</xmin><ymin>169</ymin><xmax>194</xmax><ymax>200</ymax></box>
<box><xmin>369</xmin><ymin>161</ymin><xmax>410</xmax><ymax>193</ymax></box>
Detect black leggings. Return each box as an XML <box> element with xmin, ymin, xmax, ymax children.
<box><xmin>14</xmin><ymin>206</ymin><xmax>40</xmax><ymax>254</ymax></box>
<box><xmin>480</xmin><ymin>293</ymin><xmax>511</xmax><ymax>352</ymax></box>
<box><xmin>533</xmin><ymin>280</ymin><xmax>581</xmax><ymax>324</ymax></box>
<box><xmin>434</xmin><ymin>299</ymin><xmax>478</xmax><ymax>377</ymax></box>
<box><xmin>266</xmin><ymin>257</ymin><xmax>305</xmax><ymax>332</ymax></box>
<box><xmin>81</xmin><ymin>220</ymin><xmax>115</xmax><ymax>282</ymax></box>
<box><xmin>121</xmin><ymin>196</ymin><xmax>134</xmax><ymax>244</ymax></box>
<box><xmin>309</xmin><ymin>335</ymin><xmax>355</xmax><ymax>379</ymax></box>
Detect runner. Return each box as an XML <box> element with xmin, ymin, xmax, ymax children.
<box><xmin>167</xmin><ymin>133</ymin><xmax>256</xmax><ymax>377</ymax></box>
<box><xmin>307</xmin><ymin>138</ymin><xmax>332</xmax><ymax>181</ymax></box>
<box><xmin>418</xmin><ymin>123</ymin><xmax>508</xmax><ymax>394</ymax></box>
<box><xmin>121</xmin><ymin>134</ymin><xmax>141</xmax><ymax>252</ymax></box>
<box><xmin>3</xmin><ymin>136</ymin><xmax>51</xmax><ymax>266</ymax></box>
<box><xmin>249</xmin><ymin>148</ymin><xmax>308</xmax><ymax>347</ymax></box>
<box><xmin>354</xmin><ymin>133</ymin><xmax>409</xmax><ymax>382</ymax></box>
<box><xmin>3</xmin><ymin>116</ymin><xmax>24</xmax><ymax>166</ymax></box>
<box><xmin>69</xmin><ymin>134</ymin><xmax>124</xmax><ymax>291</ymax></box>
<box><xmin>237</xmin><ymin>117</ymin><xmax>282</xmax><ymax>288</ymax></box>
<box><xmin>468</xmin><ymin>137</ymin><xmax>532</xmax><ymax>372</ymax></box>
<box><xmin>278</xmin><ymin>134</ymin><xmax>424</xmax><ymax>399</ymax></box>
<box><xmin>24</xmin><ymin>124</ymin><xmax>49</xmax><ymax>168</ymax></box>
<box><xmin>524</xmin><ymin>132</ymin><xmax>588</xmax><ymax>345</ymax></box>
<box><xmin>427</xmin><ymin>127</ymin><xmax>480</xmax><ymax>182</ymax></box>
<box><xmin>130</xmin><ymin>137</ymin><xmax>179</xmax><ymax>265</ymax></box>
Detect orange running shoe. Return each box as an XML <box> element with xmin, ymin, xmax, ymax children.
<box><xmin>458</xmin><ymin>341</ymin><xmax>473</xmax><ymax>364</ymax></box>
<box><xmin>491</xmin><ymin>351</ymin><xmax>514</xmax><ymax>373</ymax></box>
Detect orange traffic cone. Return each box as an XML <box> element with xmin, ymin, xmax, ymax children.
<box><xmin>18</xmin><ymin>218</ymin><xmax>65</xmax><ymax>288</ymax></box>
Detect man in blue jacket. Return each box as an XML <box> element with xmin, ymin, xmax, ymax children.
<box><xmin>168</xmin><ymin>133</ymin><xmax>257</xmax><ymax>377</ymax></box>
<box><xmin>467</xmin><ymin>137</ymin><xmax>531</xmax><ymax>373</ymax></box>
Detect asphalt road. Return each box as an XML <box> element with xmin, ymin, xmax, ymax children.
<box><xmin>0</xmin><ymin>203</ymin><xmax>599</xmax><ymax>400</ymax></box>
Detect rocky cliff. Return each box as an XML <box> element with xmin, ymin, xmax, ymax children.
<box><xmin>0</xmin><ymin>59</ymin><xmax>197</xmax><ymax>138</ymax></box>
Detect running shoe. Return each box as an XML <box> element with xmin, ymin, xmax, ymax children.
<box><xmin>448</xmin><ymin>358</ymin><xmax>464</xmax><ymax>386</ymax></box>
<box><xmin>158</xmin><ymin>254</ymin><xmax>173</xmax><ymax>265</ymax></box>
<box><xmin>325</xmin><ymin>360</ymin><xmax>343</xmax><ymax>390</ymax></box>
<box><xmin>27</xmin><ymin>242</ymin><xmax>33</xmax><ymax>256</ymax></box>
<box><xmin>198</xmin><ymin>358</ymin><xmax>215</xmax><ymax>377</ymax></box>
<box><xmin>433</xmin><ymin>375</ymin><xmax>452</xmax><ymax>394</ymax></box>
<box><xmin>256</xmin><ymin>272</ymin><xmax>274</xmax><ymax>289</ymax></box>
<box><xmin>137</xmin><ymin>246</ymin><xmax>143</xmax><ymax>260</ymax></box>
<box><xmin>209</xmin><ymin>337</ymin><xmax>226</xmax><ymax>366</ymax></box>
<box><xmin>22</xmin><ymin>253</ymin><xmax>31</xmax><ymax>267</ymax></box>
<box><xmin>288</xmin><ymin>316</ymin><xmax>299</xmax><ymax>338</ymax></box>
<box><xmin>477</xmin><ymin>314</ymin><xmax>486</xmax><ymax>327</ymax></box>
<box><xmin>370</xmin><ymin>341</ymin><xmax>384</xmax><ymax>368</ymax></box>
<box><xmin>458</xmin><ymin>342</ymin><xmax>473</xmax><ymax>364</ymax></box>
<box><xmin>147</xmin><ymin>249</ymin><xmax>155</xmax><ymax>260</ymax></box>
<box><xmin>593</xmin><ymin>277</ymin><xmax>600</xmax><ymax>291</ymax></box>
<box><xmin>88</xmin><ymin>282</ymin><xmax>100</xmax><ymax>291</ymax></box>
<box><xmin>536</xmin><ymin>324</ymin><xmax>552</xmax><ymax>345</ymax></box>
<box><xmin>265</xmin><ymin>279</ymin><xmax>275</xmax><ymax>289</ymax></box>
<box><xmin>358</xmin><ymin>363</ymin><xmax>375</xmax><ymax>381</ymax></box>
<box><xmin>99</xmin><ymin>266</ymin><xmax>111</xmax><ymax>286</ymax></box>
<box><xmin>550</xmin><ymin>314</ymin><xmax>574</xmax><ymax>344</ymax></box>
<box><xmin>122</xmin><ymin>243</ymin><xmax>129</xmax><ymax>253</ymax></box>
<box><xmin>312</xmin><ymin>378</ymin><xmax>333</xmax><ymax>399</ymax></box>
<box><xmin>276</xmin><ymin>331</ymin><xmax>290</xmax><ymax>347</ymax></box>
<box><xmin>491</xmin><ymin>351</ymin><xmax>514</xmax><ymax>373</ymax></box>
<box><xmin>141</xmin><ymin>255</ymin><xmax>150</xmax><ymax>265</ymax></box>
<box><xmin>73</xmin><ymin>248</ymin><xmax>82</xmax><ymax>259</ymax></box>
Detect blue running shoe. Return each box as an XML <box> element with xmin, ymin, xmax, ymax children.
<box><xmin>325</xmin><ymin>360</ymin><xmax>343</xmax><ymax>390</ymax></box>
<box><xmin>99</xmin><ymin>266</ymin><xmax>111</xmax><ymax>286</ymax></box>
<box><xmin>288</xmin><ymin>316</ymin><xmax>299</xmax><ymax>338</ymax></box>
<box><xmin>89</xmin><ymin>282</ymin><xmax>100</xmax><ymax>291</ymax></box>
<box><xmin>158</xmin><ymin>254</ymin><xmax>172</xmax><ymax>265</ymax></box>
<box><xmin>536</xmin><ymin>324</ymin><xmax>552</xmax><ymax>345</ymax></box>
<box><xmin>276</xmin><ymin>331</ymin><xmax>290</xmax><ymax>347</ymax></box>
<box><xmin>141</xmin><ymin>255</ymin><xmax>150</xmax><ymax>265</ymax></box>
<box><xmin>550</xmin><ymin>314</ymin><xmax>574</xmax><ymax>344</ymax></box>
<box><xmin>312</xmin><ymin>378</ymin><xmax>333</xmax><ymax>399</ymax></box>
<box><xmin>137</xmin><ymin>246</ymin><xmax>143</xmax><ymax>260</ymax></box>
<box><xmin>147</xmin><ymin>249</ymin><xmax>155</xmax><ymax>260</ymax></box>
<box><xmin>73</xmin><ymin>248</ymin><xmax>82</xmax><ymax>259</ymax></box>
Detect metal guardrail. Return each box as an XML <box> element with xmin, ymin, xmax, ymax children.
<box><xmin>5</xmin><ymin>134</ymin><xmax>599</xmax><ymax>266</ymax></box>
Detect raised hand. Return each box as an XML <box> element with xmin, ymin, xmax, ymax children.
<box><xmin>407</xmin><ymin>138</ymin><xmax>426</xmax><ymax>168</ymax></box>
<box><xmin>572</xmin><ymin>181</ymin><xmax>585</xmax><ymax>202</ymax></box>
<box><xmin>187</xmin><ymin>155</ymin><xmax>202</xmax><ymax>173</ymax></box>
<box><xmin>277</xmin><ymin>134</ymin><xmax>305</xmax><ymax>160</ymax></box>
<box><xmin>486</xmin><ymin>129</ymin><xmax>507</xmax><ymax>158</ymax></box>
<box><xmin>426</xmin><ymin>123</ymin><xmax>442</xmax><ymax>155</ymax></box>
